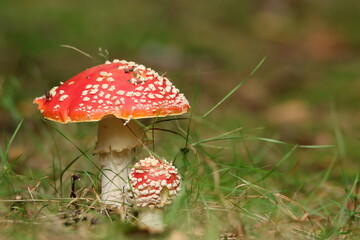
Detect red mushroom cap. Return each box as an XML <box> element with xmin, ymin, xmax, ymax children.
<box><xmin>129</xmin><ymin>157</ymin><xmax>181</xmax><ymax>208</ymax></box>
<box><xmin>34</xmin><ymin>60</ymin><xmax>190</xmax><ymax>123</ymax></box>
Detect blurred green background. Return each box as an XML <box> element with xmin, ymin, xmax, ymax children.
<box><xmin>0</xmin><ymin>0</ymin><xmax>359</xmax><ymax>238</ymax></box>
<box><xmin>1</xmin><ymin>0</ymin><xmax>359</xmax><ymax>168</ymax></box>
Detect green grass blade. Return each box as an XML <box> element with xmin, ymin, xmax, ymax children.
<box><xmin>247</xmin><ymin>137</ymin><xmax>334</xmax><ymax>149</ymax></box>
<box><xmin>254</xmin><ymin>144</ymin><xmax>298</xmax><ymax>183</ymax></box>
<box><xmin>59</xmin><ymin>147</ymin><xmax>93</xmax><ymax>196</ymax></box>
<box><xmin>336</xmin><ymin>174</ymin><xmax>359</xmax><ymax>227</ymax></box>
<box><xmin>192</xmin><ymin>136</ymin><xmax>245</xmax><ymax>147</ymax></box>
<box><xmin>60</xmin><ymin>147</ymin><xmax>93</xmax><ymax>181</ymax></box>
<box><xmin>5</xmin><ymin>119</ymin><xmax>23</xmax><ymax>158</ymax></box>
<box><xmin>0</xmin><ymin>120</ymin><xmax>23</xmax><ymax>171</ymax></box>
<box><xmin>52</xmin><ymin>126</ymin><xmax>93</xmax><ymax>162</ymax></box>
<box><xmin>202</xmin><ymin>56</ymin><xmax>267</xmax><ymax>118</ymax></box>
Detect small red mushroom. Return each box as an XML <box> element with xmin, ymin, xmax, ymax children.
<box><xmin>33</xmin><ymin>60</ymin><xmax>190</xmax><ymax>210</ymax></box>
<box><xmin>129</xmin><ymin>156</ymin><xmax>181</xmax><ymax>233</ymax></box>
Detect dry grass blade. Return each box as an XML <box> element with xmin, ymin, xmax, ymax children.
<box><xmin>60</xmin><ymin>45</ymin><xmax>94</xmax><ymax>59</ymax></box>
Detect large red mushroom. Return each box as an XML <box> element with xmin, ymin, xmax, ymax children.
<box><xmin>129</xmin><ymin>156</ymin><xmax>181</xmax><ymax>233</ymax></box>
<box><xmin>34</xmin><ymin>59</ymin><xmax>189</xmax><ymax>210</ymax></box>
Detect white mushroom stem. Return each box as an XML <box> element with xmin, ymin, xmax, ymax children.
<box><xmin>99</xmin><ymin>150</ymin><xmax>133</xmax><ymax>205</ymax></box>
<box><xmin>137</xmin><ymin>188</ymin><xmax>171</xmax><ymax>233</ymax></box>
<box><xmin>138</xmin><ymin>208</ymin><xmax>165</xmax><ymax>233</ymax></box>
<box><xmin>94</xmin><ymin>115</ymin><xmax>144</xmax><ymax>208</ymax></box>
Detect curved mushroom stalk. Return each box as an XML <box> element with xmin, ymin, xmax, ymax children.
<box><xmin>94</xmin><ymin>115</ymin><xmax>144</xmax><ymax>208</ymax></box>
<box><xmin>129</xmin><ymin>157</ymin><xmax>181</xmax><ymax>233</ymax></box>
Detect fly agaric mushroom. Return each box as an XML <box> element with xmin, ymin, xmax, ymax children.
<box><xmin>33</xmin><ymin>59</ymin><xmax>189</xmax><ymax>209</ymax></box>
<box><xmin>129</xmin><ymin>156</ymin><xmax>181</xmax><ymax>233</ymax></box>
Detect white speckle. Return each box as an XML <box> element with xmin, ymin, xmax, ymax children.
<box><xmin>148</xmin><ymin>93</ymin><xmax>155</xmax><ymax>99</ymax></box>
<box><xmin>68</xmin><ymin>81</ymin><xmax>75</xmax><ymax>85</ymax></box>
<box><xmin>107</xmin><ymin>77</ymin><xmax>115</xmax><ymax>82</ymax></box>
<box><xmin>139</xmin><ymin>76</ymin><xmax>148</xmax><ymax>82</ymax></box>
<box><xmin>99</xmin><ymin>91</ymin><xmax>105</xmax><ymax>97</ymax></box>
<box><xmin>85</xmin><ymin>84</ymin><xmax>92</xmax><ymax>89</ymax></box>
<box><xmin>108</xmin><ymin>85</ymin><xmax>116</xmax><ymax>91</ymax></box>
<box><xmin>59</xmin><ymin>90</ymin><xmax>65</xmax><ymax>94</ymax></box>
<box><xmin>82</xmin><ymin>90</ymin><xmax>88</xmax><ymax>96</ymax></box>
<box><xmin>49</xmin><ymin>86</ymin><xmax>58</xmax><ymax>97</ymax></box>
<box><xmin>105</xmin><ymin>94</ymin><xmax>111</xmax><ymax>99</ymax></box>
<box><xmin>98</xmin><ymin>99</ymin><xmax>104</xmax><ymax>104</ymax></box>
<box><xmin>90</xmin><ymin>88</ymin><xmax>99</xmax><ymax>94</ymax></box>
<box><xmin>155</xmin><ymin>94</ymin><xmax>164</xmax><ymax>98</ymax></box>
<box><xmin>96</xmin><ymin>77</ymin><xmax>103</xmax><ymax>82</ymax></box>
<box><xmin>105</xmin><ymin>60</ymin><xmax>111</xmax><ymax>65</ymax></box>
<box><xmin>148</xmin><ymin>84</ymin><xmax>156</xmax><ymax>91</ymax></box>
<box><xmin>117</xmin><ymin>90</ymin><xmax>125</xmax><ymax>95</ymax></box>
<box><xmin>83</xmin><ymin>97</ymin><xmax>90</xmax><ymax>102</ymax></box>
<box><xmin>135</xmin><ymin>86</ymin><xmax>144</xmax><ymax>91</ymax></box>
<box><xmin>100</xmin><ymin>71</ymin><xmax>107</xmax><ymax>77</ymax></box>
<box><xmin>126</xmin><ymin>91</ymin><xmax>134</xmax><ymax>97</ymax></box>
<box><xmin>102</xmin><ymin>84</ymin><xmax>108</xmax><ymax>89</ymax></box>
<box><xmin>87</xmin><ymin>106</ymin><xmax>92</xmax><ymax>110</ymax></box>
<box><xmin>165</xmin><ymin>85</ymin><xmax>172</xmax><ymax>93</ymax></box>
<box><xmin>115</xmin><ymin>100</ymin><xmax>121</xmax><ymax>105</ymax></box>
<box><xmin>137</xmin><ymin>65</ymin><xmax>146</xmax><ymax>70</ymax></box>
<box><xmin>165</xmin><ymin>79</ymin><xmax>172</xmax><ymax>86</ymax></box>
<box><xmin>141</xmin><ymin>189</ymin><xmax>149</xmax><ymax>195</ymax></box>
<box><xmin>129</xmin><ymin>78</ymin><xmax>138</xmax><ymax>84</ymax></box>
<box><xmin>59</xmin><ymin>95</ymin><xmax>69</xmax><ymax>101</ymax></box>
